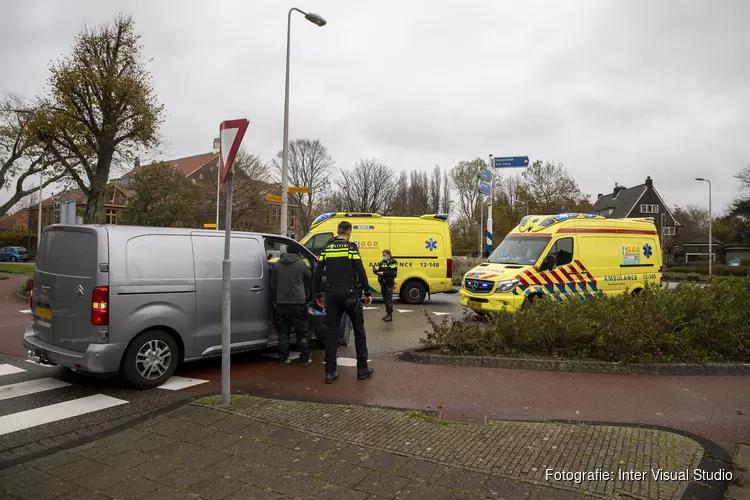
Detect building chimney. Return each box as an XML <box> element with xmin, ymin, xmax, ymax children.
<box><xmin>213</xmin><ymin>137</ymin><xmax>220</xmax><ymax>154</ymax></box>
<box><xmin>645</xmin><ymin>176</ymin><xmax>653</xmax><ymax>188</ymax></box>
<box><xmin>597</xmin><ymin>193</ymin><xmax>603</xmax><ymax>199</ymax></box>
<box><xmin>612</xmin><ymin>182</ymin><xmax>626</xmax><ymax>199</ymax></box>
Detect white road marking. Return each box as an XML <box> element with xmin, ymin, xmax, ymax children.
<box><xmin>0</xmin><ymin>364</ymin><xmax>26</xmax><ymax>377</ymax></box>
<box><xmin>397</xmin><ymin>309</ymin><xmax>414</xmax><ymax>313</ymax></box>
<box><xmin>432</xmin><ymin>312</ymin><xmax>452</xmax><ymax>316</ymax></box>
<box><xmin>0</xmin><ymin>394</ymin><xmax>128</xmax><ymax>436</ymax></box>
<box><xmin>0</xmin><ymin>378</ymin><xmax>70</xmax><ymax>401</ymax></box>
<box><xmin>322</xmin><ymin>357</ymin><xmax>372</xmax><ymax>367</ymax></box>
<box><xmin>18</xmin><ymin>309</ymin><xmax>31</xmax><ymax>314</ymax></box>
<box><xmin>157</xmin><ymin>376</ymin><xmax>209</xmax><ymax>391</ymax></box>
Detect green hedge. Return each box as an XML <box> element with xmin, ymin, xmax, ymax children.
<box><xmin>423</xmin><ymin>278</ymin><xmax>750</xmax><ymax>363</ymax></box>
<box><xmin>667</xmin><ymin>265</ymin><xmax>748</xmax><ymax>277</ymax></box>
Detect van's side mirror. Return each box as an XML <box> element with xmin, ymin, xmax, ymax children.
<box><xmin>539</xmin><ymin>255</ymin><xmax>556</xmax><ymax>272</ymax></box>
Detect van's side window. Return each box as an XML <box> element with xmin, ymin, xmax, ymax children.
<box><xmin>305</xmin><ymin>232</ymin><xmax>334</xmax><ymax>255</ymax></box>
<box><xmin>547</xmin><ymin>237</ymin><xmax>574</xmax><ymax>267</ymax></box>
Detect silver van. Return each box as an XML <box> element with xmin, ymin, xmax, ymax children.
<box><xmin>24</xmin><ymin>224</ymin><xmax>332</xmax><ymax>389</ymax></box>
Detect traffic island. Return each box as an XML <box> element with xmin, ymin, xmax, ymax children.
<box><xmin>400</xmin><ymin>348</ymin><xmax>750</xmax><ymax>375</ymax></box>
<box><xmin>0</xmin><ymin>395</ymin><xmax>730</xmax><ymax>500</ymax></box>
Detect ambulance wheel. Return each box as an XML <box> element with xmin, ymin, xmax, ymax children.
<box><xmin>400</xmin><ymin>280</ymin><xmax>427</xmax><ymax>304</ymax></box>
<box><xmin>523</xmin><ymin>294</ymin><xmax>542</xmax><ymax>308</ymax></box>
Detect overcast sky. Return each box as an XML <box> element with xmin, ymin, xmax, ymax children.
<box><xmin>1</xmin><ymin>0</ymin><xmax>748</xmax><ymax>214</ymax></box>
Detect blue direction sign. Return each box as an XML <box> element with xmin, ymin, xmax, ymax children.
<box><xmin>478</xmin><ymin>167</ymin><xmax>492</xmax><ymax>181</ymax></box>
<box><xmin>494</xmin><ymin>156</ymin><xmax>529</xmax><ymax>168</ymax></box>
<box><xmin>478</xmin><ymin>180</ymin><xmax>491</xmax><ymax>196</ymax></box>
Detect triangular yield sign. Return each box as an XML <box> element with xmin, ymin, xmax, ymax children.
<box><xmin>219</xmin><ymin>119</ymin><xmax>249</xmax><ymax>182</ymax></box>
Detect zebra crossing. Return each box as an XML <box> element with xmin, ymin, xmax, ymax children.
<box><xmin>0</xmin><ymin>362</ymin><xmax>208</xmax><ymax>437</ymax></box>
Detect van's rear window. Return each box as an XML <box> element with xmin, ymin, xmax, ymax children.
<box><xmin>36</xmin><ymin>231</ymin><xmax>65</xmax><ymax>273</ymax></box>
<box><xmin>57</xmin><ymin>232</ymin><xmax>97</xmax><ymax>277</ymax></box>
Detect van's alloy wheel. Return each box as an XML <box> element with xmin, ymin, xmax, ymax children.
<box><xmin>123</xmin><ymin>330</ymin><xmax>178</xmax><ymax>389</ymax></box>
<box><xmin>136</xmin><ymin>340</ymin><xmax>172</xmax><ymax>380</ymax></box>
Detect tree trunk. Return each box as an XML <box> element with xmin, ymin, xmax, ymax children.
<box><xmin>84</xmin><ymin>150</ymin><xmax>113</xmax><ymax>224</ymax></box>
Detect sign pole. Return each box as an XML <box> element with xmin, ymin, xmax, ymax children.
<box><xmin>221</xmin><ymin>168</ymin><xmax>233</xmax><ymax>405</ymax></box>
<box><xmin>478</xmin><ymin>199</ymin><xmax>483</xmax><ymax>257</ymax></box>
<box><xmin>218</xmin><ymin>118</ymin><xmax>249</xmax><ymax>406</ymax></box>
<box><xmin>215</xmin><ymin>159</ymin><xmax>221</xmax><ymax>230</ymax></box>
<box><xmin>487</xmin><ymin>154</ymin><xmax>494</xmax><ymax>257</ymax></box>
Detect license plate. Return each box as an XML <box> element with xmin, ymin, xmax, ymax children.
<box><xmin>467</xmin><ymin>300</ymin><xmax>483</xmax><ymax>309</ymax></box>
<box><xmin>35</xmin><ymin>306</ymin><xmax>52</xmax><ymax>321</ymax></box>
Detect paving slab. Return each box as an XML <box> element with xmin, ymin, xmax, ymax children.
<box><xmin>0</xmin><ymin>395</ymin><xmax>721</xmax><ymax>500</ymax></box>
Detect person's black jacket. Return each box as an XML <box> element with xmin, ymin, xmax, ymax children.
<box><xmin>373</xmin><ymin>258</ymin><xmax>398</xmax><ymax>287</ymax></box>
<box><xmin>271</xmin><ymin>253</ymin><xmax>311</xmax><ymax>304</ymax></box>
<box><xmin>313</xmin><ymin>238</ymin><xmax>371</xmax><ymax>298</ymax></box>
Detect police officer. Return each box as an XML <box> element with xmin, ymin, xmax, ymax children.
<box><xmin>372</xmin><ymin>249</ymin><xmax>398</xmax><ymax>322</ymax></box>
<box><xmin>314</xmin><ymin>220</ymin><xmax>374</xmax><ymax>384</ymax></box>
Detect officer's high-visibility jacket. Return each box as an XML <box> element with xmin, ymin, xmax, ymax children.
<box><xmin>313</xmin><ymin>238</ymin><xmax>371</xmax><ymax>298</ymax></box>
<box><xmin>373</xmin><ymin>258</ymin><xmax>398</xmax><ymax>287</ymax></box>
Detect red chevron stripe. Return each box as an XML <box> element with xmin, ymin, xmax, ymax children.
<box><xmin>575</xmin><ymin>260</ymin><xmax>597</xmax><ymax>287</ymax></box>
<box><xmin>567</xmin><ymin>263</ymin><xmax>587</xmax><ymax>285</ymax></box>
<box><xmin>550</xmin><ymin>270</ymin><xmax>565</xmax><ymax>285</ymax></box>
<box><xmin>525</xmin><ymin>269</ymin><xmax>543</xmax><ymax>286</ymax></box>
<box><xmin>559</xmin><ymin>267</ymin><xmax>574</xmax><ymax>282</ymax></box>
<box><xmin>539</xmin><ymin>271</ymin><xmax>555</xmax><ymax>286</ymax></box>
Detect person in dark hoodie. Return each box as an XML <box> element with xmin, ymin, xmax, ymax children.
<box><xmin>270</xmin><ymin>245</ymin><xmax>312</xmax><ymax>366</ymax></box>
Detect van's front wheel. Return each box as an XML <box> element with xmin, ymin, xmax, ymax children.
<box><xmin>122</xmin><ymin>330</ymin><xmax>178</xmax><ymax>389</ymax></box>
<box><xmin>400</xmin><ymin>280</ymin><xmax>427</xmax><ymax>304</ymax></box>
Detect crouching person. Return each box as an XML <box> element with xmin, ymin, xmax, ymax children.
<box><xmin>270</xmin><ymin>245</ymin><xmax>312</xmax><ymax>366</ymax></box>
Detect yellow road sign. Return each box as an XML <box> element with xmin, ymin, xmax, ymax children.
<box><xmin>203</xmin><ymin>223</ymin><xmax>217</xmax><ymax>228</ymax></box>
<box><xmin>265</xmin><ymin>193</ymin><xmax>283</xmax><ymax>203</ymax></box>
<box><xmin>288</xmin><ymin>186</ymin><xmax>312</xmax><ymax>194</ymax></box>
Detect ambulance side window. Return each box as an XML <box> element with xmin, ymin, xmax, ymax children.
<box><xmin>305</xmin><ymin>232</ymin><xmax>334</xmax><ymax>256</ymax></box>
<box><xmin>550</xmin><ymin>237</ymin><xmax>574</xmax><ymax>267</ymax></box>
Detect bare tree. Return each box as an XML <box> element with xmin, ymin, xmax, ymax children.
<box><xmin>390</xmin><ymin>171</ymin><xmax>410</xmax><ymax>216</ymax></box>
<box><xmin>271</xmin><ymin>138</ymin><xmax>334</xmax><ymax>233</ymax></box>
<box><xmin>429</xmin><ymin>165</ymin><xmax>442</xmax><ymax>213</ymax></box>
<box><xmin>450</xmin><ymin>158</ymin><xmax>484</xmax><ymax>222</ymax></box>
<box><xmin>336</xmin><ymin>158</ymin><xmax>395</xmax><ymax>213</ymax></box>
<box><xmin>0</xmin><ymin>95</ymin><xmax>67</xmax><ymax>218</ymax></box>
<box><xmin>30</xmin><ymin>14</ymin><xmax>164</xmax><ymax>223</ymax></box>
<box><xmin>441</xmin><ymin>170</ymin><xmax>451</xmax><ymax>216</ymax></box>
<box><xmin>518</xmin><ymin>161</ymin><xmax>590</xmax><ymax>214</ymax></box>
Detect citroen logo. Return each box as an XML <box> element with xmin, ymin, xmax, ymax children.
<box><xmin>75</xmin><ymin>284</ymin><xmax>85</xmax><ymax>299</ymax></box>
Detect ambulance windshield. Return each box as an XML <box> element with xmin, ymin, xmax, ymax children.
<box><xmin>487</xmin><ymin>235</ymin><xmax>551</xmax><ymax>265</ymax></box>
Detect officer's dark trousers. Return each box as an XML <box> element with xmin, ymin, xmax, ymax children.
<box><xmin>324</xmin><ymin>286</ymin><xmax>368</xmax><ymax>374</ymax></box>
<box><xmin>381</xmin><ymin>283</ymin><xmax>394</xmax><ymax>315</ymax></box>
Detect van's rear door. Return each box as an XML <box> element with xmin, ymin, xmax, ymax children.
<box><xmin>33</xmin><ymin>226</ymin><xmax>105</xmax><ymax>352</ymax></box>
<box><xmin>32</xmin><ymin>229</ymin><xmax>65</xmax><ymax>345</ymax></box>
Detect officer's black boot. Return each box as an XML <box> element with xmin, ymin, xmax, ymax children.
<box><xmin>325</xmin><ymin>372</ymin><xmax>338</xmax><ymax>384</ymax></box>
<box><xmin>383</xmin><ymin>314</ymin><xmax>392</xmax><ymax>322</ymax></box>
<box><xmin>357</xmin><ymin>367</ymin><xmax>374</xmax><ymax>380</ymax></box>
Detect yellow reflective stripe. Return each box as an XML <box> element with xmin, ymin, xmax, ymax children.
<box><xmin>349</xmin><ymin>253</ymin><xmax>361</xmax><ymax>260</ymax></box>
<box><xmin>324</xmin><ymin>249</ymin><xmax>350</xmax><ymax>258</ymax></box>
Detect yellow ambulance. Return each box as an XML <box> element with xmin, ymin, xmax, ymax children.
<box><xmin>459</xmin><ymin>213</ymin><xmax>663</xmax><ymax>313</ymax></box>
<box><xmin>300</xmin><ymin>212</ymin><xmax>454</xmax><ymax>304</ymax></box>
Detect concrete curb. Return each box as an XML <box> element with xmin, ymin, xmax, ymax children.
<box><xmin>399</xmin><ymin>348</ymin><xmax>750</xmax><ymax>376</ymax></box>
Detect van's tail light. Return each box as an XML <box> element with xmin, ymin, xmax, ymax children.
<box><xmin>91</xmin><ymin>286</ymin><xmax>109</xmax><ymax>325</ymax></box>
<box><xmin>29</xmin><ymin>279</ymin><xmax>34</xmax><ymax>308</ymax></box>
<box><xmin>446</xmin><ymin>258</ymin><xmax>453</xmax><ymax>280</ymax></box>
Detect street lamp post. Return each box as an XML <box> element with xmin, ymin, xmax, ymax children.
<box><xmin>695</xmin><ymin>178</ymin><xmax>712</xmax><ymax>276</ymax></box>
<box><xmin>280</xmin><ymin>7</ymin><xmax>326</xmax><ymax>238</ymax></box>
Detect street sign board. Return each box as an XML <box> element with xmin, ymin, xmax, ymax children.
<box><xmin>478</xmin><ymin>166</ymin><xmax>492</xmax><ymax>181</ymax></box>
<box><xmin>479</xmin><ymin>180</ymin><xmax>491</xmax><ymax>196</ymax></box>
<box><xmin>265</xmin><ymin>193</ymin><xmax>283</xmax><ymax>203</ymax></box>
<box><xmin>493</xmin><ymin>156</ymin><xmax>529</xmax><ymax>168</ymax></box>
<box><xmin>219</xmin><ymin>119</ymin><xmax>249</xmax><ymax>182</ymax></box>
<box><xmin>288</xmin><ymin>186</ymin><xmax>312</xmax><ymax>194</ymax></box>
<box><xmin>203</xmin><ymin>223</ymin><xmax>217</xmax><ymax>229</ymax></box>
